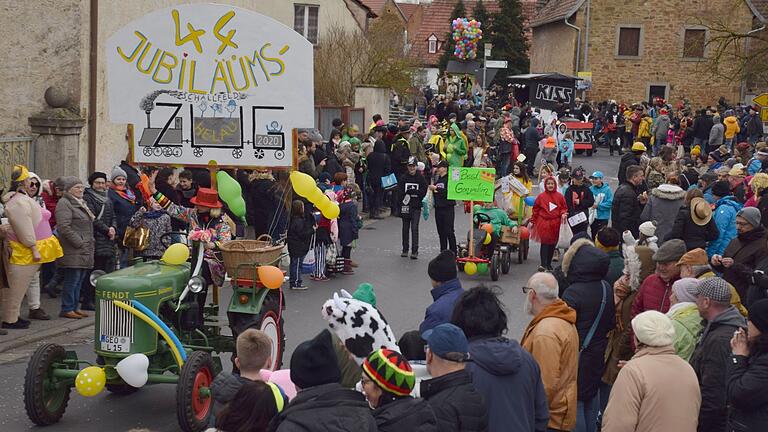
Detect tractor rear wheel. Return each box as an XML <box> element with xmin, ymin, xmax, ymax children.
<box><xmin>177</xmin><ymin>351</ymin><xmax>214</xmax><ymax>432</ymax></box>
<box><xmin>24</xmin><ymin>343</ymin><xmax>71</xmax><ymax>426</ymax></box>
<box><xmin>228</xmin><ymin>292</ymin><xmax>286</xmax><ymax>370</ymax></box>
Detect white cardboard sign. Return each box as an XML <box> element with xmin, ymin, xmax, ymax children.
<box><xmin>106</xmin><ymin>4</ymin><xmax>314</xmax><ymax>167</ymax></box>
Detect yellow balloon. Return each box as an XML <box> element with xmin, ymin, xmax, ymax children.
<box><xmin>483</xmin><ymin>233</ymin><xmax>491</xmax><ymax>245</ymax></box>
<box><xmin>305</xmin><ymin>187</ymin><xmax>322</xmax><ymax>202</ymax></box>
<box><xmin>161</xmin><ymin>243</ymin><xmax>190</xmax><ymax>265</ymax></box>
<box><xmin>464</xmin><ymin>261</ymin><xmax>477</xmax><ymax>275</ymax></box>
<box><xmin>290</xmin><ymin>171</ymin><xmax>317</xmax><ymax>198</ymax></box>
<box><xmin>75</xmin><ymin>366</ymin><xmax>106</xmax><ymax>397</ymax></box>
<box><xmin>322</xmin><ymin>202</ymin><xmax>340</xmax><ymax>219</ymax></box>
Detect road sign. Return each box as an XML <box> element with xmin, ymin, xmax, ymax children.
<box><xmin>753</xmin><ymin>93</ymin><xmax>768</xmax><ymax>107</ymax></box>
<box><xmin>485</xmin><ymin>60</ymin><xmax>508</xmax><ymax>69</ymax></box>
<box><xmin>761</xmin><ymin>108</ymin><xmax>768</xmax><ymax>122</ymax></box>
<box><xmin>484</xmin><ymin>43</ymin><xmax>492</xmax><ymax>57</ymax></box>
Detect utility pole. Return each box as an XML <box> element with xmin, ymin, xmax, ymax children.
<box><xmin>482</xmin><ymin>43</ymin><xmax>492</xmax><ymax>110</ymax></box>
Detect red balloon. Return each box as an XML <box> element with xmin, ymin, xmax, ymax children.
<box><xmin>481</xmin><ymin>223</ymin><xmax>494</xmax><ymax>234</ymax></box>
<box><xmin>519</xmin><ymin>226</ymin><xmax>530</xmax><ymax>240</ymax></box>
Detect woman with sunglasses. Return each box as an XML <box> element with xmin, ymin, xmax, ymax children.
<box><xmin>20</xmin><ymin>172</ymin><xmax>52</xmax><ymax>320</ymax></box>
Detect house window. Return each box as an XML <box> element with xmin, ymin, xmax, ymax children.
<box><xmin>428</xmin><ymin>34</ymin><xmax>438</xmax><ymax>54</ymax></box>
<box><xmin>683</xmin><ymin>28</ymin><xmax>706</xmax><ymax>58</ymax></box>
<box><xmin>294</xmin><ymin>4</ymin><xmax>319</xmax><ymax>44</ymax></box>
<box><xmin>617</xmin><ymin>26</ymin><xmax>641</xmax><ymax>57</ymax></box>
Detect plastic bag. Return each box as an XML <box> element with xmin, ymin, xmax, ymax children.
<box><xmin>557</xmin><ymin>220</ymin><xmax>573</xmax><ymax>249</ymax></box>
<box><xmin>422</xmin><ymin>190</ymin><xmax>433</xmax><ymax>221</ymax></box>
<box><xmin>301</xmin><ymin>234</ymin><xmax>316</xmax><ymax>274</ymax></box>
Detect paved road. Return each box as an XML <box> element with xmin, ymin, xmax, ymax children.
<box><xmin>0</xmin><ymin>152</ymin><xmax>619</xmax><ymax>431</ymax></box>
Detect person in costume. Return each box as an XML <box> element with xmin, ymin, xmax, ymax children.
<box><xmin>441</xmin><ymin>122</ymin><xmax>467</xmax><ymax>167</ymax></box>
<box><xmin>0</xmin><ymin>165</ymin><xmax>63</xmax><ymax>328</ymax></box>
<box><xmin>531</xmin><ymin>176</ymin><xmax>568</xmax><ymax>270</ymax></box>
<box><xmin>501</xmin><ymin>161</ymin><xmax>533</xmax><ymax>223</ymax></box>
<box><xmin>473</xmin><ymin>202</ymin><xmax>517</xmax><ymax>257</ymax></box>
<box><xmin>149</xmin><ymin>180</ymin><xmax>231</xmax><ymax>308</ymax></box>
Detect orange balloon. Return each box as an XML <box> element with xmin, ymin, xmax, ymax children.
<box><xmin>519</xmin><ymin>226</ymin><xmax>530</xmax><ymax>240</ymax></box>
<box><xmin>481</xmin><ymin>223</ymin><xmax>494</xmax><ymax>234</ymax></box>
<box><xmin>257</xmin><ymin>265</ymin><xmax>284</xmax><ymax>290</ymax></box>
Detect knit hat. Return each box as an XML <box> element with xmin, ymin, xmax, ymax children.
<box><xmin>422</xmin><ymin>323</ymin><xmax>469</xmax><ymax>361</ymax></box>
<box><xmin>711</xmin><ymin>181</ymin><xmax>730</xmax><ymax>197</ymax></box>
<box><xmin>290</xmin><ymin>329</ymin><xmax>341</xmax><ymax>389</ymax></box>
<box><xmin>321</xmin><ymin>292</ymin><xmax>399</xmax><ymax>366</ymax></box>
<box><xmin>60</xmin><ymin>176</ymin><xmax>83</xmax><ymax>193</ymax></box>
<box><xmin>111</xmin><ymin>166</ymin><xmax>128</xmax><ymax>181</ymax></box>
<box><xmin>428</xmin><ymin>250</ymin><xmax>458</xmax><ymax>282</ymax></box>
<box><xmin>362</xmin><ymin>349</ymin><xmax>415</xmax><ymax>397</ymax></box>
<box><xmin>737</xmin><ymin>207</ymin><xmax>761</xmax><ymax>228</ymax></box>
<box><xmin>697</xmin><ymin>277</ymin><xmax>732</xmax><ymax>303</ymax></box>
<box><xmin>87</xmin><ymin>171</ymin><xmax>107</xmax><ymax>186</ymax></box>
<box><xmin>672</xmin><ymin>278</ymin><xmax>700</xmax><ymax>303</ymax></box>
<box><xmin>709</xmin><ymin>152</ymin><xmax>722</xmax><ymax>163</ymax></box>
<box><xmin>352</xmin><ymin>283</ymin><xmax>377</xmax><ymax>307</ymax></box>
<box><xmin>653</xmin><ymin>239</ymin><xmax>686</xmax><ymax>263</ymax></box>
<box><xmin>677</xmin><ymin>248</ymin><xmax>709</xmax><ymax>266</ymax></box>
<box><xmin>631</xmin><ymin>311</ymin><xmax>675</xmax><ymax>347</ymax></box>
<box><xmin>639</xmin><ymin>221</ymin><xmax>657</xmax><ymax>237</ymax></box>
<box><xmin>748</xmin><ymin>299</ymin><xmax>768</xmax><ymax>333</ymax></box>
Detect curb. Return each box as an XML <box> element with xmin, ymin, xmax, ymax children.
<box><xmin>0</xmin><ymin>317</ymin><xmax>94</xmax><ymax>354</ymax></box>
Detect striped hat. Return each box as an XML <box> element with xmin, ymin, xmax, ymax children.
<box><xmin>362</xmin><ymin>349</ymin><xmax>415</xmax><ymax>397</ymax></box>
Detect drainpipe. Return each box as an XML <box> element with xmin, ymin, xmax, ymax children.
<box><xmin>740</xmin><ymin>22</ymin><xmax>766</xmax><ymax>103</ymax></box>
<box><xmin>564</xmin><ymin>16</ymin><xmax>581</xmax><ymax>76</ymax></box>
<box><xmin>583</xmin><ymin>0</ymin><xmax>591</xmax><ymax>72</ymax></box>
<box><xmin>87</xmin><ymin>0</ymin><xmax>98</xmax><ymax>174</ymax></box>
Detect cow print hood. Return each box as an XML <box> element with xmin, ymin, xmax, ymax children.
<box><xmin>322</xmin><ymin>290</ymin><xmax>399</xmax><ymax>366</ymax></box>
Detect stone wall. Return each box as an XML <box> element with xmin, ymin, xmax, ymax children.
<box><xmin>0</xmin><ymin>0</ymin><xmax>87</xmax><ymax>145</ymax></box>
<box><xmin>585</xmin><ymin>0</ymin><xmax>752</xmax><ymax>108</ymax></box>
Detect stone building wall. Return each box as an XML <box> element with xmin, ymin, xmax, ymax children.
<box><xmin>585</xmin><ymin>0</ymin><xmax>752</xmax><ymax>108</ymax></box>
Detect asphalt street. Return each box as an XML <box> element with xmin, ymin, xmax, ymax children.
<box><xmin>0</xmin><ymin>151</ymin><xmax>620</xmax><ymax>431</ymax></box>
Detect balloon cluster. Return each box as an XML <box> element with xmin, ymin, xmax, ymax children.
<box><xmin>290</xmin><ymin>172</ymin><xmax>340</xmax><ymax>219</ymax></box>
<box><xmin>452</xmin><ymin>18</ymin><xmax>482</xmax><ymax>60</ymax></box>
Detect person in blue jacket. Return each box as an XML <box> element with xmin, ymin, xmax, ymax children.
<box><xmin>588</xmin><ymin>171</ymin><xmax>613</xmax><ymax>240</ymax></box>
<box><xmin>419</xmin><ymin>250</ymin><xmax>464</xmax><ymax>333</ymax></box>
<box><xmin>747</xmin><ymin>149</ymin><xmax>768</xmax><ymax>175</ymax></box>
<box><xmin>699</xmin><ymin>172</ymin><xmax>717</xmax><ymax>204</ymax></box>
<box><xmin>707</xmin><ymin>181</ymin><xmax>743</xmax><ymax>257</ymax></box>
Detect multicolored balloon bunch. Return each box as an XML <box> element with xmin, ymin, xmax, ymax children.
<box><xmin>452</xmin><ymin>18</ymin><xmax>482</xmax><ymax>60</ymax></box>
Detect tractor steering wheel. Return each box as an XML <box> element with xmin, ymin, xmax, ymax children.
<box><xmin>160</xmin><ymin>232</ymin><xmax>189</xmax><ymax>249</ymax></box>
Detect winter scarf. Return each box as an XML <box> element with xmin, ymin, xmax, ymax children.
<box><xmin>110</xmin><ymin>184</ymin><xmax>136</xmax><ymax>204</ymax></box>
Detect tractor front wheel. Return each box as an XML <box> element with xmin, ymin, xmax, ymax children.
<box><xmin>177</xmin><ymin>351</ymin><xmax>214</xmax><ymax>432</ymax></box>
<box><xmin>24</xmin><ymin>343</ymin><xmax>72</xmax><ymax>426</ymax></box>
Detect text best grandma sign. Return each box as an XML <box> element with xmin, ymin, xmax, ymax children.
<box><xmin>106</xmin><ymin>4</ymin><xmax>314</xmax><ymax>168</ymax></box>
<box><xmin>448</xmin><ymin>167</ymin><xmax>496</xmax><ymax>202</ymax></box>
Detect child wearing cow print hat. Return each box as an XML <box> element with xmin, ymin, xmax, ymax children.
<box><xmin>361</xmin><ymin>348</ymin><xmax>438</xmax><ymax>430</ymax></box>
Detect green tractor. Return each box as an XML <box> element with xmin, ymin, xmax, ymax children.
<box><xmin>23</xmin><ymin>237</ymin><xmax>286</xmax><ymax>432</ymax></box>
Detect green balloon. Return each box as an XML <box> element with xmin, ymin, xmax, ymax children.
<box><xmin>477</xmin><ymin>263</ymin><xmax>488</xmax><ymax>274</ymax></box>
<box><xmin>216</xmin><ymin>170</ymin><xmax>246</xmax><ymax>219</ymax></box>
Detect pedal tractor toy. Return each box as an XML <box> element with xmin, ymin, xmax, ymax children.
<box><xmin>23</xmin><ymin>235</ymin><xmax>286</xmax><ymax>432</ymax></box>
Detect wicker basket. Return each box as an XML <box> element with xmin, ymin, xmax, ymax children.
<box><xmin>220</xmin><ymin>235</ymin><xmax>284</xmax><ymax>280</ymax></box>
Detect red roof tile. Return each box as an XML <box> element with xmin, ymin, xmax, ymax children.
<box><xmin>396</xmin><ymin>2</ymin><xmax>420</xmax><ymax>21</ymax></box>
<box><xmin>409</xmin><ymin>0</ymin><xmax>500</xmax><ymax>67</ymax></box>
<box><xmin>358</xmin><ymin>0</ymin><xmax>388</xmax><ymax>15</ymax></box>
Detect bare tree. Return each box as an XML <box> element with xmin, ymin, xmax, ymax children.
<box><xmin>694</xmin><ymin>3</ymin><xmax>768</xmax><ymax>93</ymax></box>
<box><xmin>314</xmin><ymin>11</ymin><xmax>415</xmax><ymax>105</ymax></box>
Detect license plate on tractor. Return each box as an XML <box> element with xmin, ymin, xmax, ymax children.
<box><xmin>100</xmin><ymin>335</ymin><xmax>131</xmax><ymax>353</ymax></box>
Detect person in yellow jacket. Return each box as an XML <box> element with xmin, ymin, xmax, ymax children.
<box><xmin>637</xmin><ymin>114</ymin><xmax>653</xmax><ymax>147</ymax></box>
<box><xmin>723</xmin><ymin>109</ymin><xmax>741</xmax><ymax>151</ymax></box>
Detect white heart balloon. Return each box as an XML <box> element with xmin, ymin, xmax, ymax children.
<box><xmin>115</xmin><ymin>353</ymin><xmax>149</xmax><ymax>388</ymax></box>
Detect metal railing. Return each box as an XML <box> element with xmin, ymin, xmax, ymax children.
<box><xmin>0</xmin><ymin>136</ymin><xmax>33</xmax><ymax>190</ymax></box>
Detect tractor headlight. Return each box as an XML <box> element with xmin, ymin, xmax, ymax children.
<box><xmin>90</xmin><ymin>270</ymin><xmax>106</xmax><ymax>287</ymax></box>
<box><xmin>187</xmin><ymin>276</ymin><xmax>206</xmax><ymax>293</ymax></box>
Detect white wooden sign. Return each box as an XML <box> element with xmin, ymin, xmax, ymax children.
<box><xmin>106</xmin><ymin>4</ymin><xmax>314</xmax><ymax>167</ymax></box>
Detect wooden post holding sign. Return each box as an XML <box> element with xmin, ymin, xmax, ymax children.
<box><xmin>105</xmin><ymin>4</ymin><xmax>314</xmax><ymax>170</ymax></box>
<box><xmin>447</xmin><ymin>167</ymin><xmax>496</xmax><ymax>257</ymax></box>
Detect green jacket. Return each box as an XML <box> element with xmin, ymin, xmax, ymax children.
<box><xmin>668</xmin><ymin>303</ymin><xmax>703</xmax><ymax>362</ymax></box>
<box><xmin>475</xmin><ymin>207</ymin><xmax>516</xmax><ymax>237</ymax></box>
<box><xmin>445</xmin><ymin>123</ymin><xmax>467</xmax><ymax>167</ymax></box>
<box><xmin>605</xmin><ymin>250</ymin><xmax>624</xmax><ymax>287</ymax></box>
